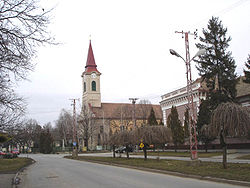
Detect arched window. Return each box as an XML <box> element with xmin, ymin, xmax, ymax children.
<box><xmin>84</xmin><ymin>82</ymin><xmax>86</xmax><ymax>92</ymax></box>
<box><xmin>92</xmin><ymin>81</ymin><xmax>96</xmax><ymax>91</ymax></box>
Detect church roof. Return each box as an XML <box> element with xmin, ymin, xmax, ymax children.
<box><xmin>91</xmin><ymin>103</ymin><xmax>163</xmax><ymax>120</ymax></box>
<box><xmin>85</xmin><ymin>40</ymin><xmax>100</xmax><ymax>73</ymax></box>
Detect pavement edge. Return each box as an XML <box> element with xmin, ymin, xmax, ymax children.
<box><xmin>12</xmin><ymin>158</ymin><xmax>36</xmax><ymax>188</ymax></box>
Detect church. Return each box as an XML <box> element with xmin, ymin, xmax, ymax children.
<box><xmin>80</xmin><ymin>40</ymin><xmax>163</xmax><ymax>150</ymax></box>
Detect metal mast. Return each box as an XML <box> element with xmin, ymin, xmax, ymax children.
<box><xmin>129</xmin><ymin>98</ymin><xmax>139</xmax><ymax>128</ymax></box>
<box><xmin>175</xmin><ymin>30</ymin><xmax>198</xmax><ymax>160</ymax></box>
<box><xmin>70</xmin><ymin>98</ymin><xmax>79</xmax><ymax>157</ymax></box>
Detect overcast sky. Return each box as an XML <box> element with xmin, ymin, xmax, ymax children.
<box><xmin>16</xmin><ymin>0</ymin><xmax>250</xmax><ymax>126</ymax></box>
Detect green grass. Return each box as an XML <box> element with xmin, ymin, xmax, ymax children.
<box><xmin>65</xmin><ymin>156</ymin><xmax>250</xmax><ymax>182</ymax></box>
<box><xmin>131</xmin><ymin>151</ymin><xmax>223</xmax><ymax>158</ymax></box>
<box><xmin>237</xmin><ymin>154</ymin><xmax>250</xmax><ymax>160</ymax></box>
<box><xmin>0</xmin><ymin>157</ymin><xmax>33</xmax><ymax>173</ymax></box>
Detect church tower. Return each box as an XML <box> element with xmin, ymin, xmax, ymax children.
<box><xmin>82</xmin><ymin>40</ymin><xmax>101</xmax><ymax>108</ymax></box>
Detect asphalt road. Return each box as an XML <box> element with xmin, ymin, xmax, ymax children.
<box><xmin>17</xmin><ymin>154</ymin><xmax>246</xmax><ymax>188</ymax></box>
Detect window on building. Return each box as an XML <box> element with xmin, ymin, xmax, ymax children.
<box><xmin>92</xmin><ymin>81</ymin><xmax>96</xmax><ymax>91</ymax></box>
<box><xmin>84</xmin><ymin>82</ymin><xmax>86</xmax><ymax>92</ymax></box>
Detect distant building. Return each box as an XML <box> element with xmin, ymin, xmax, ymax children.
<box><xmin>160</xmin><ymin>78</ymin><xmax>207</xmax><ymax>126</ymax></box>
<box><xmin>160</xmin><ymin>77</ymin><xmax>250</xmax><ymax>126</ymax></box>
<box><xmin>80</xmin><ymin>41</ymin><xmax>162</xmax><ymax>150</ymax></box>
<box><xmin>236</xmin><ymin>76</ymin><xmax>250</xmax><ymax>107</ymax></box>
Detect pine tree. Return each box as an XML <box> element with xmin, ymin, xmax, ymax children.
<box><xmin>147</xmin><ymin>107</ymin><xmax>157</xmax><ymax>126</ymax></box>
<box><xmin>40</xmin><ymin>128</ymin><xmax>53</xmax><ymax>154</ymax></box>
<box><xmin>243</xmin><ymin>54</ymin><xmax>250</xmax><ymax>83</ymax></box>
<box><xmin>168</xmin><ymin>106</ymin><xmax>184</xmax><ymax>152</ymax></box>
<box><xmin>196</xmin><ymin>100</ymin><xmax>214</xmax><ymax>152</ymax></box>
<box><xmin>195</xmin><ymin>17</ymin><xmax>237</xmax><ymax>109</ymax></box>
<box><xmin>183</xmin><ymin>109</ymin><xmax>189</xmax><ymax>139</ymax></box>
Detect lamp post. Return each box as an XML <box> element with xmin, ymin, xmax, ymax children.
<box><xmin>169</xmin><ymin>48</ymin><xmax>205</xmax><ymax>160</ymax></box>
<box><xmin>129</xmin><ymin>98</ymin><xmax>139</xmax><ymax>128</ymax></box>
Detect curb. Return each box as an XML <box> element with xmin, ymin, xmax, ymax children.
<box><xmin>12</xmin><ymin>158</ymin><xmax>36</xmax><ymax>188</ymax></box>
<box><xmin>70</xmin><ymin>158</ymin><xmax>250</xmax><ymax>187</ymax></box>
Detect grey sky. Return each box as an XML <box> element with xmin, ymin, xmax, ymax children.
<box><xmin>17</xmin><ymin>0</ymin><xmax>250</xmax><ymax>126</ymax></box>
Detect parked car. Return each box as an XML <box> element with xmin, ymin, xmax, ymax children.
<box><xmin>0</xmin><ymin>150</ymin><xmax>6</xmax><ymax>158</ymax></box>
<box><xmin>115</xmin><ymin>146</ymin><xmax>134</xmax><ymax>153</ymax></box>
<box><xmin>11</xmin><ymin>148</ymin><xmax>20</xmax><ymax>155</ymax></box>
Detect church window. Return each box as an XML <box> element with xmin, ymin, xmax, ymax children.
<box><xmin>84</xmin><ymin>82</ymin><xmax>86</xmax><ymax>92</ymax></box>
<box><xmin>92</xmin><ymin>81</ymin><xmax>96</xmax><ymax>91</ymax></box>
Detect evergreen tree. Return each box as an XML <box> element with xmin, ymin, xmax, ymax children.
<box><xmin>195</xmin><ymin>17</ymin><xmax>237</xmax><ymax>109</ymax></box>
<box><xmin>168</xmin><ymin>106</ymin><xmax>184</xmax><ymax>152</ymax></box>
<box><xmin>183</xmin><ymin>109</ymin><xmax>189</xmax><ymax>139</ymax></box>
<box><xmin>243</xmin><ymin>54</ymin><xmax>250</xmax><ymax>83</ymax></box>
<box><xmin>40</xmin><ymin>128</ymin><xmax>53</xmax><ymax>154</ymax></box>
<box><xmin>147</xmin><ymin>107</ymin><xmax>157</xmax><ymax>126</ymax></box>
<box><xmin>196</xmin><ymin>100</ymin><xmax>214</xmax><ymax>152</ymax></box>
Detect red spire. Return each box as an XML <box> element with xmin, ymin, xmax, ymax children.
<box><xmin>85</xmin><ymin>40</ymin><xmax>100</xmax><ymax>73</ymax></box>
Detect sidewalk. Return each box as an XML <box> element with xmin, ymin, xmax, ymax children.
<box><xmin>0</xmin><ymin>174</ymin><xmax>15</xmax><ymax>188</ymax></box>
<box><xmin>79</xmin><ymin>151</ymin><xmax>250</xmax><ymax>163</ymax></box>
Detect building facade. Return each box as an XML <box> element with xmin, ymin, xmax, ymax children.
<box><xmin>160</xmin><ymin>77</ymin><xmax>250</xmax><ymax>126</ymax></box>
<box><xmin>160</xmin><ymin>79</ymin><xmax>207</xmax><ymax>126</ymax></box>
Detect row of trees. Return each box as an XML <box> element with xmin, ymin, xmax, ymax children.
<box><xmin>109</xmin><ymin>126</ymin><xmax>172</xmax><ymax>160</ymax></box>
<box><xmin>4</xmin><ymin>119</ymin><xmax>54</xmax><ymax>154</ymax></box>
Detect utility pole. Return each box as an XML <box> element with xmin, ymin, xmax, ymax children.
<box><xmin>70</xmin><ymin>98</ymin><xmax>79</xmax><ymax>157</ymax></box>
<box><xmin>175</xmin><ymin>30</ymin><xmax>198</xmax><ymax>160</ymax></box>
<box><xmin>129</xmin><ymin>98</ymin><xmax>139</xmax><ymax>128</ymax></box>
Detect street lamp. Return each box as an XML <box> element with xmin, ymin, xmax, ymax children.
<box><xmin>169</xmin><ymin>48</ymin><xmax>206</xmax><ymax>160</ymax></box>
<box><xmin>169</xmin><ymin>48</ymin><xmax>206</xmax><ymax>61</ymax></box>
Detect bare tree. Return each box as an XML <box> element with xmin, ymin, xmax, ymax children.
<box><xmin>110</xmin><ymin>104</ymin><xmax>133</xmax><ymax>134</ymax></box>
<box><xmin>11</xmin><ymin>119</ymin><xmax>41</xmax><ymax>153</ymax></box>
<box><xmin>0</xmin><ymin>0</ymin><xmax>54</xmax><ymax>131</ymax></box>
<box><xmin>55</xmin><ymin>109</ymin><xmax>73</xmax><ymax>148</ymax></box>
<box><xmin>210</xmin><ymin>102</ymin><xmax>250</xmax><ymax>168</ymax></box>
<box><xmin>133</xmin><ymin>126</ymin><xmax>172</xmax><ymax>160</ymax></box>
<box><xmin>108</xmin><ymin>132</ymin><xmax>120</xmax><ymax>158</ymax></box>
<box><xmin>78</xmin><ymin>105</ymin><xmax>98</xmax><ymax>151</ymax></box>
<box><xmin>138</xmin><ymin>99</ymin><xmax>152</xmax><ymax>126</ymax></box>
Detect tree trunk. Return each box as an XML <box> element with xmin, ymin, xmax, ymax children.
<box><xmin>205</xmin><ymin>142</ymin><xmax>208</xmax><ymax>153</ymax></box>
<box><xmin>112</xmin><ymin>145</ymin><xmax>116</xmax><ymax>158</ymax></box>
<box><xmin>220</xmin><ymin>131</ymin><xmax>227</xmax><ymax>169</ymax></box>
<box><xmin>143</xmin><ymin>148</ymin><xmax>147</xmax><ymax>160</ymax></box>
<box><xmin>222</xmin><ymin>145</ymin><xmax>227</xmax><ymax>169</ymax></box>
<box><xmin>126</xmin><ymin>145</ymin><xmax>129</xmax><ymax>159</ymax></box>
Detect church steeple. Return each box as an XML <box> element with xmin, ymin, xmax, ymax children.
<box><xmin>85</xmin><ymin>40</ymin><xmax>100</xmax><ymax>73</ymax></box>
<box><xmin>82</xmin><ymin>40</ymin><xmax>101</xmax><ymax>108</ymax></box>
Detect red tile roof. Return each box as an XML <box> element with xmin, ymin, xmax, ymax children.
<box><xmin>91</xmin><ymin>103</ymin><xmax>163</xmax><ymax>120</ymax></box>
<box><xmin>84</xmin><ymin>40</ymin><xmax>100</xmax><ymax>73</ymax></box>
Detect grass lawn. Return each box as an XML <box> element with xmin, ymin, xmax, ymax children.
<box><xmin>65</xmin><ymin>156</ymin><xmax>250</xmax><ymax>182</ymax></box>
<box><xmin>0</xmin><ymin>157</ymin><xmax>33</xmax><ymax>173</ymax></box>
<box><xmin>131</xmin><ymin>151</ymin><xmax>223</xmax><ymax>158</ymax></box>
<box><xmin>237</xmin><ymin>154</ymin><xmax>250</xmax><ymax>160</ymax></box>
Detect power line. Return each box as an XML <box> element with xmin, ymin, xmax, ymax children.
<box><xmin>192</xmin><ymin>0</ymin><xmax>250</xmax><ymax>28</ymax></box>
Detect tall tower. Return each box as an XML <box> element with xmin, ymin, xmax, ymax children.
<box><xmin>82</xmin><ymin>40</ymin><xmax>101</xmax><ymax>108</ymax></box>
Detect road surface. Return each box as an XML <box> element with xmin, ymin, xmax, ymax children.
<box><xmin>17</xmin><ymin>154</ymin><xmax>246</xmax><ymax>188</ymax></box>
